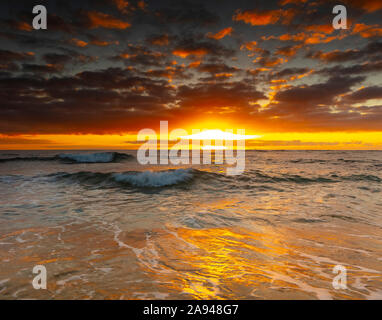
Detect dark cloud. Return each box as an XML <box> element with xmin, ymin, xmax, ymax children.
<box><xmin>22</xmin><ymin>63</ymin><xmax>64</xmax><ymax>73</ymax></box>
<box><xmin>172</xmin><ymin>37</ymin><xmax>235</xmax><ymax>59</ymax></box>
<box><xmin>0</xmin><ymin>67</ymin><xmax>177</xmax><ymax>134</ymax></box>
<box><xmin>273</xmin><ymin>67</ymin><xmax>310</xmax><ymax>78</ymax></box>
<box><xmin>0</xmin><ymin>49</ymin><xmax>35</xmax><ymax>63</ymax></box>
<box><xmin>344</xmin><ymin>86</ymin><xmax>382</xmax><ymax>102</ymax></box>
<box><xmin>154</xmin><ymin>2</ymin><xmax>219</xmax><ymax>26</ymax></box>
<box><xmin>307</xmin><ymin>41</ymin><xmax>382</xmax><ymax>63</ymax></box>
<box><xmin>274</xmin><ymin>76</ymin><xmax>364</xmax><ymax>106</ymax></box>
<box><xmin>43</xmin><ymin>53</ymin><xmax>72</xmax><ymax>65</ymax></box>
<box><xmin>111</xmin><ymin>44</ymin><xmax>169</xmax><ymax>67</ymax></box>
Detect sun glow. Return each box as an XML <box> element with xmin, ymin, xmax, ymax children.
<box><xmin>180</xmin><ymin>129</ymin><xmax>261</xmax><ymax>141</ymax></box>
<box><xmin>201</xmin><ymin>145</ymin><xmax>227</xmax><ymax>150</ymax></box>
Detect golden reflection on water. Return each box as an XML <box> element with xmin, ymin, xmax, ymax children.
<box><xmin>140</xmin><ymin>224</ymin><xmax>382</xmax><ymax>299</ymax></box>
<box><xmin>165</xmin><ymin>227</ymin><xmax>289</xmax><ymax>299</ymax></box>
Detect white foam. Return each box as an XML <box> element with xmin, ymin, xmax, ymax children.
<box><xmin>112</xmin><ymin>169</ymin><xmax>193</xmax><ymax>187</ymax></box>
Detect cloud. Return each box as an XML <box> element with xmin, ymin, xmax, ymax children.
<box><xmin>306</xmin><ymin>49</ymin><xmax>363</xmax><ymax>63</ymax></box>
<box><xmin>275</xmin><ymin>44</ymin><xmax>302</xmax><ymax>57</ymax></box>
<box><xmin>43</xmin><ymin>53</ymin><xmax>72</xmax><ymax>66</ymax></box>
<box><xmin>0</xmin><ymin>50</ymin><xmax>34</xmax><ymax>63</ymax></box>
<box><xmin>69</xmin><ymin>38</ymin><xmax>88</xmax><ymax>47</ymax></box>
<box><xmin>241</xmin><ymin>42</ymin><xmax>288</xmax><ymax>67</ymax></box>
<box><xmin>343</xmin><ymin>86</ymin><xmax>382</xmax><ymax>102</ymax></box>
<box><xmin>175</xmin><ymin>80</ymin><xmax>266</xmax><ymax>113</ymax></box>
<box><xmin>317</xmin><ymin>61</ymin><xmax>382</xmax><ymax>77</ymax></box>
<box><xmin>273</xmin><ymin>67</ymin><xmax>311</xmax><ymax>78</ymax></box>
<box><xmin>233</xmin><ymin>9</ymin><xmax>279</xmax><ymax>26</ymax></box>
<box><xmin>352</xmin><ymin>23</ymin><xmax>382</xmax><ymax>38</ymax></box>
<box><xmin>0</xmin><ymin>0</ymin><xmax>381</xmax><ymax>137</ymax></box>
<box><xmin>7</xmin><ymin>21</ymin><xmax>33</xmax><ymax>32</ymax></box>
<box><xmin>344</xmin><ymin>0</ymin><xmax>382</xmax><ymax>13</ymax></box>
<box><xmin>144</xmin><ymin>65</ymin><xmax>190</xmax><ymax>82</ymax></box>
<box><xmin>112</xmin><ymin>44</ymin><xmax>168</xmax><ymax>67</ymax></box>
<box><xmin>197</xmin><ymin>62</ymin><xmax>239</xmax><ymax>75</ymax></box>
<box><xmin>273</xmin><ymin>76</ymin><xmax>364</xmax><ymax>106</ymax></box>
<box><xmin>85</xmin><ymin>11</ymin><xmax>131</xmax><ymax>29</ymax></box>
<box><xmin>206</xmin><ymin>27</ymin><xmax>233</xmax><ymax>40</ymax></box>
<box><xmin>172</xmin><ymin>38</ymin><xmax>234</xmax><ymax>59</ymax></box>
<box><xmin>146</xmin><ymin>34</ymin><xmax>170</xmax><ymax>46</ymax></box>
<box><xmin>113</xmin><ymin>0</ymin><xmax>130</xmax><ymax>13</ymax></box>
<box><xmin>155</xmin><ymin>3</ymin><xmax>219</xmax><ymax>26</ymax></box>
<box><xmin>0</xmin><ymin>67</ymin><xmax>177</xmax><ymax>134</ymax></box>
<box><xmin>233</xmin><ymin>8</ymin><xmax>297</xmax><ymax>26</ymax></box>
<box><xmin>307</xmin><ymin>41</ymin><xmax>382</xmax><ymax>63</ymax></box>
<box><xmin>22</xmin><ymin>63</ymin><xmax>64</xmax><ymax>74</ymax></box>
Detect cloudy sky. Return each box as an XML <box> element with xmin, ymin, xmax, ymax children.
<box><xmin>0</xmin><ymin>0</ymin><xmax>381</xmax><ymax>149</ymax></box>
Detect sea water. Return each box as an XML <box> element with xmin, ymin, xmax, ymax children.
<box><xmin>0</xmin><ymin>150</ymin><xmax>381</xmax><ymax>299</ymax></box>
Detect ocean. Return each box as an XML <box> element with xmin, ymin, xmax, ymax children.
<box><xmin>0</xmin><ymin>150</ymin><xmax>381</xmax><ymax>299</ymax></box>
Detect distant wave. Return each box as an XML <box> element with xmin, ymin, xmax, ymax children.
<box><xmin>0</xmin><ymin>152</ymin><xmax>133</xmax><ymax>164</ymax></box>
<box><xmin>0</xmin><ymin>155</ymin><xmax>57</xmax><ymax>163</ymax></box>
<box><xmin>58</xmin><ymin>152</ymin><xmax>132</xmax><ymax>163</ymax></box>
<box><xmin>289</xmin><ymin>158</ymin><xmax>369</xmax><ymax>164</ymax></box>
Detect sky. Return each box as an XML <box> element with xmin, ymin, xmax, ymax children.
<box><xmin>0</xmin><ymin>0</ymin><xmax>381</xmax><ymax>149</ymax></box>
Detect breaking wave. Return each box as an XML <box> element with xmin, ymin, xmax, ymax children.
<box><xmin>46</xmin><ymin>168</ymin><xmax>381</xmax><ymax>190</ymax></box>
<box><xmin>112</xmin><ymin>169</ymin><xmax>194</xmax><ymax>187</ymax></box>
<box><xmin>0</xmin><ymin>152</ymin><xmax>133</xmax><ymax>164</ymax></box>
<box><xmin>51</xmin><ymin>168</ymin><xmax>197</xmax><ymax>188</ymax></box>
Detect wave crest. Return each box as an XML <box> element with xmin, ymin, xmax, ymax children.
<box><xmin>112</xmin><ymin>169</ymin><xmax>193</xmax><ymax>187</ymax></box>
<box><xmin>52</xmin><ymin>168</ymin><xmax>196</xmax><ymax>188</ymax></box>
<box><xmin>0</xmin><ymin>152</ymin><xmax>133</xmax><ymax>164</ymax></box>
<box><xmin>58</xmin><ymin>152</ymin><xmax>132</xmax><ymax>163</ymax></box>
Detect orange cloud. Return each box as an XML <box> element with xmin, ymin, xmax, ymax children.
<box><xmin>233</xmin><ymin>9</ymin><xmax>279</xmax><ymax>25</ymax></box>
<box><xmin>113</xmin><ymin>0</ymin><xmax>130</xmax><ymax>12</ymax></box>
<box><xmin>188</xmin><ymin>61</ymin><xmax>202</xmax><ymax>68</ymax></box>
<box><xmin>149</xmin><ymin>34</ymin><xmax>170</xmax><ymax>46</ymax></box>
<box><xmin>119</xmin><ymin>53</ymin><xmax>133</xmax><ymax>59</ymax></box>
<box><xmin>137</xmin><ymin>1</ymin><xmax>146</xmax><ymax>10</ymax></box>
<box><xmin>240</xmin><ymin>41</ymin><xmax>258</xmax><ymax>51</ymax></box>
<box><xmin>113</xmin><ymin>0</ymin><xmax>146</xmax><ymax>12</ymax></box>
<box><xmin>233</xmin><ymin>8</ymin><xmax>297</xmax><ymax>26</ymax></box>
<box><xmin>14</xmin><ymin>21</ymin><xmax>33</xmax><ymax>32</ymax></box>
<box><xmin>276</xmin><ymin>44</ymin><xmax>302</xmax><ymax>57</ymax></box>
<box><xmin>345</xmin><ymin>0</ymin><xmax>382</xmax><ymax>13</ymax></box>
<box><xmin>263</xmin><ymin>29</ymin><xmax>345</xmax><ymax>45</ymax></box>
<box><xmin>305</xmin><ymin>24</ymin><xmax>334</xmax><ymax>34</ymax></box>
<box><xmin>70</xmin><ymin>38</ymin><xmax>88</xmax><ymax>47</ymax></box>
<box><xmin>206</xmin><ymin>27</ymin><xmax>233</xmax><ymax>40</ymax></box>
<box><xmin>172</xmin><ymin>48</ymin><xmax>208</xmax><ymax>58</ymax></box>
<box><xmin>279</xmin><ymin>0</ymin><xmax>307</xmax><ymax>4</ymax></box>
<box><xmin>87</xmin><ymin>11</ymin><xmax>131</xmax><ymax>29</ymax></box>
<box><xmin>352</xmin><ymin>23</ymin><xmax>382</xmax><ymax>38</ymax></box>
<box><xmin>214</xmin><ymin>73</ymin><xmax>233</xmax><ymax>78</ymax></box>
<box><xmin>261</xmin><ymin>57</ymin><xmax>287</xmax><ymax>67</ymax></box>
<box><xmin>90</xmin><ymin>39</ymin><xmax>119</xmax><ymax>46</ymax></box>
